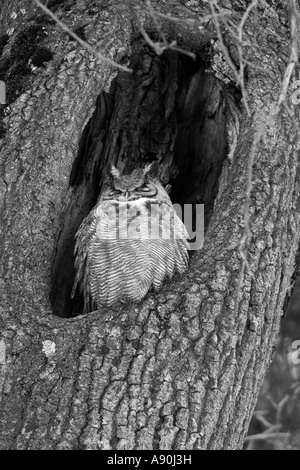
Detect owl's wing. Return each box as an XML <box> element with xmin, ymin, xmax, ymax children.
<box><xmin>141</xmin><ymin>202</ymin><xmax>189</xmax><ymax>290</ymax></box>
<box><xmin>72</xmin><ymin>208</ymin><xmax>100</xmax><ymax>313</ymax></box>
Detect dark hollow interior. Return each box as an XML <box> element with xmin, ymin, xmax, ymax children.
<box><xmin>50</xmin><ymin>41</ymin><xmax>239</xmax><ymax>318</ymax></box>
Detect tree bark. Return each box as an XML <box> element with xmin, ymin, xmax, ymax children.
<box><xmin>0</xmin><ymin>0</ymin><xmax>299</xmax><ymax>450</ymax></box>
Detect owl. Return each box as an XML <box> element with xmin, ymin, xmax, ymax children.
<box><xmin>72</xmin><ymin>162</ymin><xmax>189</xmax><ymax>313</ymax></box>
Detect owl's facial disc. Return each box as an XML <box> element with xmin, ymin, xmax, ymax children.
<box><xmin>103</xmin><ymin>182</ymin><xmax>158</xmax><ymax>201</ymax></box>
<box><xmin>134</xmin><ymin>183</ymin><xmax>157</xmax><ymax>197</ymax></box>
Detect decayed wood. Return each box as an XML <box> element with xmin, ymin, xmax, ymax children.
<box><xmin>0</xmin><ymin>0</ymin><xmax>299</xmax><ymax>450</ymax></box>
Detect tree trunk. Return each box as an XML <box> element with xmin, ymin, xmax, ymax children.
<box><xmin>0</xmin><ymin>0</ymin><xmax>299</xmax><ymax>450</ymax></box>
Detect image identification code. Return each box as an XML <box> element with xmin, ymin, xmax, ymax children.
<box><xmin>107</xmin><ymin>455</ymin><xmax>192</xmax><ymax>466</ymax></box>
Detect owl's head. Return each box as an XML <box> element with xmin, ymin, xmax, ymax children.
<box><xmin>102</xmin><ymin>162</ymin><xmax>163</xmax><ymax>202</ymax></box>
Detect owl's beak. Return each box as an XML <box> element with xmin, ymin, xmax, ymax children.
<box><xmin>118</xmin><ymin>191</ymin><xmax>131</xmax><ymax>202</ymax></box>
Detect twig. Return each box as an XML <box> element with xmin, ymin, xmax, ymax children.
<box><xmin>126</xmin><ymin>0</ymin><xmax>196</xmax><ymax>59</ymax></box>
<box><xmin>236</xmin><ymin>0</ymin><xmax>258</xmax><ymax>115</ymax></box>
<box><xmin>34</xmin><ymin>0</ymin><xmax>132</xmax><ymax>73</ymax></box>
<box><xmin>239</xmin><ymin>0</ymin><xmax>257</xmax><ymax>34</ymax></box>
<box><xmin>241</xmin><ymin>59</ymin><xmax>275</xmax><ymax>76</ymax></box>
<box><xmin>276</xmin><ymin>0</ymin><xmax>298</xmax><ymax>109</ymax></box>
<box><xmin>208</xmin><ymin>1</ymin><xmax>240</xmax><ymax>82</ymax></box>
<box><xmin>209</xmin><ymin>0</ymin><xmax>250</xmax><ymax>115</ymax></box>
<box><xmin>254</xmin><ymin>412</ymin><xmax>274</xmax><ymax>429</ymax></box>
<box><xmin>134</xmin><ymin>1</ymin><xmax>230</xmax><ymax>28</ymax></box>
<box><xmin>211</xmin><ymin>4</ymin><xmax>239</xmax><ymax>37</ymax></box>
<box><xmin>245</xmin><ymin>432</ymin><xmax>290</xmax><ymax>441</ymax></box>
<box><xmin>145</xmin><ymin>0</ymin><xmax>168</xmax><ymax>47</ymax></box>
<box><xmin>242</xmin><ymin>0</ymin><xmax>299</xmax><ymax>240</ymax></box>
<box><xmin>276</xmin><ymin>395</ymin><xmax>290</xmax><ymax>426</ymax></box>
<box><xmin>233</xmin><ymin>0</ymin><xmax>298</xmax><ymax>312</ymax></box>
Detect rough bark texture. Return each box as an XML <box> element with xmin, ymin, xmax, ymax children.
<box><xmin>0</xmin><ymin>0</ymin><xmax>299</xmax><ymax>450</ymax></box>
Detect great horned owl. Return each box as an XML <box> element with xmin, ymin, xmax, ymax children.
<box><xmin>72</xmin><ymin>162</ymin><xmax>189</xmax><ymax>313</ymax></box>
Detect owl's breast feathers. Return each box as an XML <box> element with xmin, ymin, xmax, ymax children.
<box><xmin>73</xmin><ymin>190</ymin><xmax>189</xmax><ymax>313</ymax></box>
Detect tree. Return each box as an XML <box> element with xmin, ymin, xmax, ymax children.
<box><xmin>0</xmin><ymin>0</ymin><xmax>299</xmax><ymax>450</ymax></box>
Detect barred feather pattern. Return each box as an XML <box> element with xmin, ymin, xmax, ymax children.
<box><xmin>72</xmin><ymin>164</ymin><xmax>189</xmax><ymax>313</ymax></box>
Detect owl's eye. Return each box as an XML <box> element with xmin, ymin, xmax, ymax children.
<box><xmin>109</xmin><ymin>189</ymin><xmax>122</xmax><ymax>196</ymax></box>
<box><xmin>136</xmin><ymin>185</ymin><xmax>151</xmax><ymax>192</ymax></box>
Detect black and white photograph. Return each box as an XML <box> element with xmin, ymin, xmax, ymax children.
<box><xmin>0</xmin><ymin>0</ymin><xmax>299</xmax><ymax>452</ymax></box>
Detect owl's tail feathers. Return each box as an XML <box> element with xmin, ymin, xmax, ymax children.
<box><xmin>71</xmin><ymin>210</ymin><xmax>99</xmax><ymax>314</ymax></box>
<box><xmin>71</xmin><ymin>259</ymin><xmax>93</xmax><ymax>314</ymax></box>
<box><xmin>71</xmin><ymin>239</ymin><xmax>94</xmax><ymax>314</ymax></box>
<box><xmin>175</xmin><ymin>238</ymin><xmax>190</xmax><ymax>273</ymax></box>
<box><xmin>71</xmin><ymin>271</ymin><xmax>80</xmax><ymax>301</ymax></box>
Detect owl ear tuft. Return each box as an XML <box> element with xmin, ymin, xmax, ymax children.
<box><xmin>104</xmin><ymin>163</ymin><xmax>120</xmax><ymax>183</ymax></box>
<box><xmin>144</xmin><ymin>161</ymin><xmax>159</xmax><ymax>179</ymax></box>
<box><xmin>109</xmin><ymin>164</ymin><xmax>121</xmax><ymax>179</ymax></box>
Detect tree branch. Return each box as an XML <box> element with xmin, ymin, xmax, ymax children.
<box><xmin>33</xmin><ymin>0</ymin><xmax>132</xmax><ymax>73</ymax></box>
